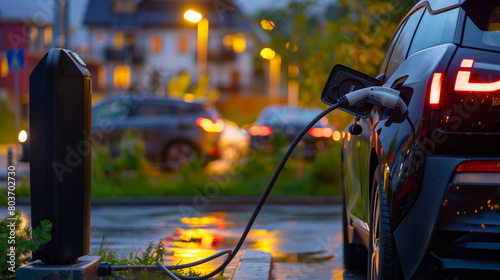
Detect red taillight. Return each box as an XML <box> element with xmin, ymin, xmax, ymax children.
<box><xmin>196</xmin><ymin>118</ymin><xmax>225</xmax><ymax>133</ymax></box>
<box><xmin>456</xmin><ymin>161</ymin><xmax>500</xmax><ymax>172</ymax></box>
<box><xmin>249</xmin><ymin>125</ymin><xmax>273</xmax><ymax>136</ymax></box>
<box><xmin>429</xmin><ymin>73</ymin><xmax>443</xmax><ymax>105</ymax></box>
<box><xmin>455</xmin><ymin>59</ymin><xmax>500</xmax><ymax>92</ymax></box>
<box><xmin>309</xmin><ymin>127</ymin><xmax>333</xmax><ymax>138</ymax></box>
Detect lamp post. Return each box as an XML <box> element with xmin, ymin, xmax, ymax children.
<box><xmin>260</xmin><ymin>48</ymin><xmax>281</xmax><ymax>104</ymax></box>
<box><xmin>184</xmin><ymin>10</ymin><xmax>208</xmax><ymax>86</ymax></box>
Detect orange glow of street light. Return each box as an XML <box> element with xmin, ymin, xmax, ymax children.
<box><xmin>260</xmin><ymin>48</ymin><xmax>276</xmax><ymax>60</ymax></box>
<box><xmin>184</xmin><ymin>10</ymin><xmax>202</xmax><ymax>23</ymax></box>
<box><xmin>261</xmin><ymin>20</ymin><xmax>275</xmax><ymax>30</ymax></box>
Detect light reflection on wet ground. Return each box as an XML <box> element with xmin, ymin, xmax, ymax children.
<box><xmin>89</xmin><ymin>204</ymin><xmax>365</xmax><ymax>279</ymax></box>
<box><xmin>7</xmin><ymin>204</ymin><xmax>365</xmax><ymax>279</ymax></box>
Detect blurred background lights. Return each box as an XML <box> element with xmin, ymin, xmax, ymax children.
<box><xmin>184</xmin><ymin>10</ymin><xmax>202</xmax><ymax>23</ymax></box>
<box><xmin>332</xmin><ymin>131</ymin><xmax>341</xmax><ymax>141</ymax></box>
<box><xmin>260</xmin><ymin>48</ymin><xmax>276</xmax><ymax>60</ymax></box>
<box><xmin>288</xmin><ymin>64</ymin><xmax>299</xmax><ymax>78</ymax></box>
<box><xmin>286</xmin><ymin>41</ymin><xmax>298</xmax><ymax>52</ymax></box>
<box><xmin>260</xmin><ymin>19</ymin><xmax>275</xmax><ymax>30</ymax></box>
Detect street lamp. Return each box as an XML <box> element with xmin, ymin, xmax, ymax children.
<box><xmin>261</xmin><ymin>48</ymin><xmax>280</xmax><ymax>104</ymax></box>
<box><xmin>184</xmin><ymin>10</ymin><xmax>208</xmax><ymax>87</ymax></box>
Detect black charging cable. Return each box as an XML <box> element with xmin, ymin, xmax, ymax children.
<box><xmin>98</xmin><ymin>102</ymin><xmax>344</xmax><ymax>279</ymax></box>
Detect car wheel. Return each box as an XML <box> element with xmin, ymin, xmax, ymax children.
<box><xmin>342</xmin><ymin>191</ymin><xmax>367</xmax><ymax>270</ymax></box>
<box><xmin>368</xmin><ymin>169</ymin><xmax>394</xmax><ymax>280</ymax></box>
<box><xmin>164</xmin><ymin>142</ymin><xmax>197</xmax><ymax>171</ymax></box>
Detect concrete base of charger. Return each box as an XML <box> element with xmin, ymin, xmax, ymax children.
<box><xmin>16</xmin><ymin>255</ymin><xmax>101</xmax><ymax>280</ymax></box>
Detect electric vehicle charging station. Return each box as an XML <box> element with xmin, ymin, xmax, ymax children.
<box><xmin>28</xmin><ymin>49</ymin><xmax>92</xmax><ymax>265</ymax></box>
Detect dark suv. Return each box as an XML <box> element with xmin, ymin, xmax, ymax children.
<box><xmin>338</xmin><ymin>1</ymin><xmax>500</xmax><ymax>279</ymax></box>
<box><xmin>92</xmin><ymin>96</ymin><xmax>223</xmax><ymax>170</ymax></box>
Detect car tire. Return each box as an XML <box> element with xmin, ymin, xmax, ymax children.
<box><xmin>342</xmin><ymin>191</ymin><xmax>367</xmax><ymax>270</ymax></box>
<box><xmin>164</xmin><ymin>141</ymin><xmax>198</xmax><ymax>171</ymax></box>
<box><xmin>368</xmin><ymin>168</ymin><xmax>395</xmax><ymax>280</ymax></box>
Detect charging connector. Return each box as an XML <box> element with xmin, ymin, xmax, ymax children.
<box><xmin>339</xmin><ymin>86</ymin><xmax>408</xmax><ymax>115</ymax></box>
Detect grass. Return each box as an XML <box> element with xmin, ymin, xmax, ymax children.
<box><xmin>89</xmin><ymin>146</ymin><xmax>342</xmax><ymax>198</ymax></box>
<box><xmin>13</xmin><ymin>146</ymin><xmax>343</xmax><ymax>199</ymax></box>
<box><xmin>92</xmin><ymin>235</ymin><xmax>226</xmax><ymax>279</ymax></box>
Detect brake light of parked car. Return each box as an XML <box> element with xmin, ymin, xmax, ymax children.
<box><xmin>249</xmin><ymin>125</ymin><xmax>273</xmax><ymax>136</ymax></box>
<box><xmin>455</xmin><ymin>59</ymin><xmax>500</xmax><ymax>92</ymax></box>
<box><xmin>309</xmin><ymin>127</ymin><xmax>333</xmax><ymax>138</ymax></box>
<box><xmin>429</xmin><ymin>73</ymin><xmax>443</xmax><ymax>105</ymax></box>
<box><xmin>196</xmin><ymin>118</ymin><xmax>225</xmax><ymax>133</ymax></box>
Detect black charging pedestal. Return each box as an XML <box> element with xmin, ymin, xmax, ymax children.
<box><xmin>28</xmin><ymin>48</ymin><xmax>92</xmax><ymax>265</ymax></box>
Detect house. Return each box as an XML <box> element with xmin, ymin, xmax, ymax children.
<box><xmin>0</xmin><ymin>1</ymin><xmax>55</xmax><ymax>116</ymax></box>
<box><xmin>83</xmin><ymin>0</ymin><xmax>265</xmax><ymax>96</ymax></box>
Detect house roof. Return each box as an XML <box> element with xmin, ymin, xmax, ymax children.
<box><xmin>83</xmin><ymin>0</ymin><xmax>254</xmax><ymax>30</ymax></box>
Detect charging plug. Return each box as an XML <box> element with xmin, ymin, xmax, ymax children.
<box><xmin>342</xmin><ymin>87</ymin><xmax>408</xmax><ymax>115</ymax></box>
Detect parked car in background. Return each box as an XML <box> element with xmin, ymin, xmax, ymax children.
<box><xmin>20</xmin><ymin>96</ymin><xmax>223</xmax><ymax>169</ymax></box>
<box><xmin>92</xmin><ymin>95</ymin><xmax>223</xmax><ymax>170</ymax></box>
<box><xmin>249</xmin><ymin>105</ymin><xmax>336</xmax><ymax>158</ymax></box>
<box><xmin>338</xmin><ymin>0</ymin><xmax>500</xmax><ymax>279</ymax></box>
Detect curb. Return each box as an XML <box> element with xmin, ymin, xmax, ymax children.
<box><xmin>230</xmin><ymin>250</ymin><xmax>272</xmax><ymax>280</ymax></box>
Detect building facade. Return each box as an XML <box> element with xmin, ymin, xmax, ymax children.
<box><xmin>84</xmin><ymin>0</ymin><xmax>263</xmax><ymax>96</ymax></box>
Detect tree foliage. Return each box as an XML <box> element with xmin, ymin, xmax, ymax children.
<box><xmin>254</xmin><ymin>0</ymin><xmax>418</xmax><ymax>110</ymax></box>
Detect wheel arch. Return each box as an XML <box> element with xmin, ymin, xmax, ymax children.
<box><xmin>161</xmin><ymin>137</ymin><xmax>201</xmax><ymax>161</ymax></box>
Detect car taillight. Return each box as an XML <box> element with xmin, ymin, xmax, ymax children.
<box><xmin>455</xmin><ymin>161</ymin><xmax>500</xmax><ymax>172</ymax></box>
<box><xmin>453</xmin><ymin>160</ymin><xmax>500</xmax><ymax>185</ymax></box>
<box><xmin>196</xmin><ymin>118</ymin><xmax>224</xmax><ymax>133</ymax></box>
<box><xmin>249</xmin><ymin>125</ymin><xmax>273</xmax><ymax>136</ymax></box>
<box><xmin>455</xmin><ymin>59</ymin><xmax>500</xmax><ymax>92</ymax></box>
<box><xmin>429</xmin><ymin>73</ymin><xmax>443</xmax><ymax>105</ymax></box>
<box><xmin>309</xmin><ymin>127</ymin><xmax>333</xmax><ymax>138</ymax></box>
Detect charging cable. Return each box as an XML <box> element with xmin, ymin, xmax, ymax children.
<box><xmin>98</xmin><ymin>87</ymin><xmax>408</xmax><ymax>279</ymax></box>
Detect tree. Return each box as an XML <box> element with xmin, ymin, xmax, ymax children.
<box><xmin>254</xmin><ymin>0</ymin><xmax>418</xmax><ymax>112</ymax></box>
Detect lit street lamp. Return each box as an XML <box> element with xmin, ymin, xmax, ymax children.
<box><xmin>261</xmin><ymin>48</ymin><xmax>280</xmax><ymax>104</ymax></box>
<box><xmin>184</xmin><ymin>10</ymin><xmax>208</xmax><ymax>87</ymax></box>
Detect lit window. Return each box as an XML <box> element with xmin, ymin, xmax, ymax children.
<box><xmin>177</xmin><ymin>34</ymin><xmax>189</xmax><ymax>53</ymax></box>
<box><xmin>98</xmin><ymin>66</ymin><xmax>107</xmax><ymax>90</ymax></box>
<box><xmin>113</xmin><ymin>65</ymin><xmax>131</xmax><ymax>89</ymax></box>
<box><xmin>44</xmin><ymin>26</ymin><xmax>52</xmax><ymax>45</ymax></box>
<box><xmin>29</xmin><ymin>27</ymin><xmax>38</xmax><ymax>41</ymax></box>
<box><xmin>1</xmin><ymin>57</ymin><xmax>8</xmax><ymax>78</ymax></box>
<box><xmin>232</xmin><ymin>33</ymin><xmax>246</xmax><ymax>53</ymax></box>
<box><xmin>113</xmin><ymin>32</ymin><xmax>125</xmax><ymax>50</ymax></box>
<box><xmin>151</xmin><ymin>34</ymin><xmax>162</xmax><ymax>54</ymax></box>
<box><xmin>223</xmin><ymin>34</ymin><xmax>233</xmax><ymax>50</ymax></box>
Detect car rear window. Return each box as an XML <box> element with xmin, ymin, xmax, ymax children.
<box><xmin>408</xmin><ymin>8</ymin><xmax>458</xmax><ymax>57</ymax></box>
<box><xmin>462</xmin><ymin>1</ymin><xmax>500</xmax><ymax>52</ymax></box>
<box><xmin>258</xmin><ymin>107</ymin><xmax>328</xmax><ymax>126</ymax></box>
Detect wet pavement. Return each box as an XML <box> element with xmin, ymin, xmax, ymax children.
<box><xmin>5</xmin><ymin>204</ymin><xmax>365</xmax><ymax>279</ymax></box>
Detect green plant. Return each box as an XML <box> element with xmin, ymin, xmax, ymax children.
<box><xmin>302</xmin><ymin>143</ymin><xmax>342</xmax><ymax>195</ymax></box>
<box><xmin>0</xmin><ymin>202</ymin><xmax>52</xmax><ymax>277</ymax></box>
<box><xmin>118</xmin><ymin>130</ymin><xmax>147</xmax><ymax>178</ymax></box>
<box><xmin>92</xmin><ymin>235</ymin><xmax>215</xmax><ymax>279</ymax></box>
<box><xmin>92</xmin><ymin>130</ymin><xmax>150</xmax><ymax>181</ymax></box>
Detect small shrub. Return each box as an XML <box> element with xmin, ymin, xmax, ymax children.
<box><xmin>0</xmin><ymin>196</ymin><xmax>52</xmax><ymax>276</ymax></box>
